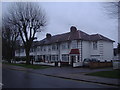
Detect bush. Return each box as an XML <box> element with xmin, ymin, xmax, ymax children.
<box><xmin>14</xmin><ymin>57</ymin><xmax>21</xmax><ymax>61</ymax></box>
<box><xmin>15</xmin><ymin>57</ymin><xmax>26</xmax><ymax>61</ymax></box>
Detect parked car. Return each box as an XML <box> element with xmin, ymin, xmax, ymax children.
<box><xmin>83</xmin><ymin>58</ymin><xmax>100</xmax><ymax>67</ymax></box>
<box><xmin>91</xmin><ymin>58</ymin><xmax>100</xmax><ymax>62</ymax></box>
<box><xmin>83</xmin><ymin>58</ymin><xmax>91</xmax><ymax>67</ymax></box>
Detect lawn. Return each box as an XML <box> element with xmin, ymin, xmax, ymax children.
<box><xmin>86</xmin><ymin>70</ymin><xmax>120</xmax><ymax>79</ymax></box>
<box><xmin>3</xmin><ymin>62</ymin><xmax>51</xmax><ymax>69</ymax></box>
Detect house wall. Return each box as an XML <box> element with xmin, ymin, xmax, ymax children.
<box><xmin>90</xmin><ymin>40</ymin><xmax>113</xmax><ymax>61</ymax></box>
<box><xmin>90</xmin><ymin>41</ymin><xmax>100</xmax><ymax>56</ymax></box>
<box><xmin>15</xmin><ymin>50</ymin><xmax>26</xmax><ymax>57</ymax></box>
<box><xmin>82</xmin><ymin>41</ymin><xmax>90</xmax><ymax>61</ymax></box>
<box><xmin>15</xmin><ymin>40</ymin><xmax>114</xmax><ymax>62</ymax></box>
<box><xmin>90</xmin><ymin>41</ymin><xmax>101</xmax><ymax>60</ymax></box>
<box><xmin>60</xmin><ymin>42</ymin><xmax>70</xmax><ymax>54</ymax></box>
<box><xmin>102</xmin><ymin>41</ymin><xmax>113</xmax><ymax>61</ymax></box>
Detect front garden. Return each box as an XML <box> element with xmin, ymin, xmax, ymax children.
<box><xmin>86</xmin><ymin>70</ymin><xmax>120</xmax><ymax>79</ymax></box>
<box><xmin>3</xmin><ymin>62</ymin><xmax>51</xmax><ymax>69</ymax></box>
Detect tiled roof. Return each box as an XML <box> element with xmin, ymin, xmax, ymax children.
<box><xmin>34</xmin><ymin>27</ymin><xmax>114</xmax><ymax>46</ymax></box>
<box><xmin>90</xmin><ymin>34</ymin><xmax>114</xmax><ymax>42</ymax></box>
<box><xmin>36</xmin><ymin>30</ymin><xmax>90</xmax><ymax>45</ymax></box>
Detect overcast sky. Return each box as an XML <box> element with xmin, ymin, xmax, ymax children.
<box><xmin>2</xmin><ymin>2</ymin><xmax>118</xmax><ymax>47</ymax></box>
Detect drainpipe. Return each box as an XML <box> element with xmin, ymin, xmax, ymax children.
<box><xmin>58</xmin><ymin>43</ymin><xmax>61</xmax><ymax>62</ymax></box>
<box><xmin>81</xmin><ymin>40</ymin><xmax>83</xmax><ymax>62</ymax></box>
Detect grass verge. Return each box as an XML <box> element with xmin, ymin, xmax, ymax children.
<box><xmin>3</xmin><ymin>62</ymin><xmax>51</xmax><ymax>69</ymax></box>
<box><xmin>86</xmin><ymin>70</ymin><xmax>120</xmax><ymax>79</ymax></box>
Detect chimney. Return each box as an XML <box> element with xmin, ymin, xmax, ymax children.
<box><xmin>70</xmin><ymin>26</ymin><xmax>77</xmax><ymax>32</ymax></box>
<box><xmin>46</xmin><ymin>33</ymin><xmax>52</xmax><ymax>38</ymax></box>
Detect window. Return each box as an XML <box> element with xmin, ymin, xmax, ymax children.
<box><xmin>62</xmin><ymin>44</ymin><xmax>65</xmax><ymax>49</ymax></box>
<box><xmin>32</xmin><ymin>47</ymin><xmax>36</xmax><ymax>52</ymax></box>
<box><xmin>51</xmin><ymin>55</ymin><xmax>58</xmax><ymax>61</ymax></box>
<box><xmin>62</xmin><ymin>43</ymin><xmax>67</xmax><ymax>49</ymax></box>
<box><xmin>30</xmin><ymin>48</ymin><xmax>34</xmax><ymax>52</ymax></box>
<box><xmin>62</xmin><ymin>54</ymin><xmax>69</xmax><ymax>62</ymax></box>
<box><xmin>16</xmin><ymin>50</ymin><xmax>19</xmax><ymax>53</ymax></box>
<box><xmin>61</xmin><ymin>43</ymin><xmax>70</xmax><ymax>49</ymax></box>
<box><xmin>68</xmin><ymin>42</ymin><xmax>70</xmax><ymax>49</ymax></box>
<box><xmin>44</xmin><ymin>48</ymin><xmax>46</xmax><ymax>51</ymax></box>
<box><xmin>52</xmin><ymin>45</ymin><xmax>56</xmax><ymax>50</ymax></box>
<box><xmin>72</xmin><ymin>40</ymin><xmax>77</xmax><ymax>49</ymax></box>
<box><xmin>56</xmin><ymin>44</ymin><xmax>59</xmax><ymax>50</ymax></box>
<box><xmin>40</xmin><ymin>47</ymin><xmax>43</xmax><ymax>51</ymax></box>
<box><xmin>20</xmin><ymin>49</ymin><xmax>24</xmax><ymax>53</ymax></box>
<box><xmin>52</xmin><ymin>44</ymin><xmax>58</xmax><ymax>51</ymax></box>
<box><xmin>93</xmin><ymin>41</ymin><xmax>97</xmax><ymax>50</ymax></box>
<box><xmin>48</xmin><ymin>46</ymin><xmax>51</xmax><ymax>52</ymax></box>
<box><xmin>37</xmin><ymin>47</ymin><xmax>40</xmax><ymax>51</ymax></box>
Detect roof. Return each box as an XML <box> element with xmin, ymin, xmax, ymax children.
<box><xmin>90</xmin><ymin>34</ymin><xmax>114</xmax><ymax>42</ymax></box>
<box><xmin>39</xmin><ymin>30</ymin><xmax>90</xmax><ymax>45</ymax></box>
<box><xmin>69</xmin><ymin>49</ymin><xmax>80</xmax><ymax>54</ymax></box>
<box><xmin>34</xmin><ymin>27</ymin><xmax>114</xmax><ymax>46</ymax></box>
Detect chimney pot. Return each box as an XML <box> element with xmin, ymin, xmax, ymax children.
<box><xmin>46</xmin><ymin>33</ymin><xmax>52</xmax><ymax>38</ymax></box>
<box><xmin>70</xmin><ymin>26</ymin><xmax>77</xmax><ymax>32</ymax></box>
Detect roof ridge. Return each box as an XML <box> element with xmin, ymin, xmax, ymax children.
<box><xmin>97</xmin><ymin>34</ymin><xmax>102</xmax><ymax>39</ymax></box>
<box><xmin>51</xmin><ymin>32</ymin><xmax>70</xmax><ymax>37</ymax></box>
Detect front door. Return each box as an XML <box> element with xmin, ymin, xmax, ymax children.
<box><xmin>70</xmin><ymin>56</ymin><xmax>76</xmax><ymax>66</ymax></box>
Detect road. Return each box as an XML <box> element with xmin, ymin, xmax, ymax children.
<box><xmin>2</xmin><ymin>68</ymin><xmax>117</xmax><ymax>88</ymax></box>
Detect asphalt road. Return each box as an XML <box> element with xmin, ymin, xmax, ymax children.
<box><xmin>2</xmin><ymin>68</ymin><xmax>117</xmax><ymax>88</ymax></box>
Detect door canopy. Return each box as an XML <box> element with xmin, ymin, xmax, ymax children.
<box><xmin>69</xmin><ymin>49</ymin><xmax>80</xmax><ymax>54</ymax></box>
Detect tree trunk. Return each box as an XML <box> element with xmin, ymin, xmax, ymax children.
<box><xmin>25</xmin><ymin>48</ymin><xmax>31</xmax><ymax>65</ymax></box>
<box><xmin>7</xmin><ymin>47</ymin><xmax>12</xmax><ymax>63</ymax></box>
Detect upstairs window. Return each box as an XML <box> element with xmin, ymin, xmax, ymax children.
<box><xmin>20</xmin><ymin>49</ymin><xmax>24</xmax><ymax>53</ymax></box>
<box><xmin>93</xmin><ymin>41</ymin><xmax>97</xmax><ymax>50</ymax></box>
<box><xmin>62</xmin><ymin>44</ymin><xmax>66</xmax><ymax>49</ymax></box>
<box><xmin>71</xmin><ymin>40</ymin><xmax>77</xmax><ymax>49</ymax></box>
<box><xmin>48</xmin><ymin>46</ymin><xmax>51</xmax><ymax>52</ymax></box>
<box><xmin>62</xmin><ymin>43</ymin><xmax>69</xmax><ymax>49</ymax></box>
<box><xmin>52</xmin><ymin>44</ymin><xmax>58</xmax><ymax>51</ymax></box>
<box><xmin>16</xmin><ymin>50</ymin><xmax>20</xmax><ymax>53</ymax></box>
<box><xmin>37</xmin><ymin>47</ymin><xmax>40</xmax><ymax>51</ymax></box>
<box><xmin>52</xmin><ymin>45</ymin><xmax>56</xmax><ymax>50</ymax></box>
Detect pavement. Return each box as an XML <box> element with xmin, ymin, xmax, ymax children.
<box><xmin>2</xmin><ymin>64</ymin><xmax>120</xmax><ymax>87</ymax></box>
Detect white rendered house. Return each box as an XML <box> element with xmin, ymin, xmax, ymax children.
<box><xmin>15</xmin><ymin>26</ymin><xmax>114</xmax><ymax>67</ymax></box>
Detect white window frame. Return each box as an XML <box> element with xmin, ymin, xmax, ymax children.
<box><xmin>93</xmin><ymin>41</ymin><xmax>97</xmax><ymax>50</ymax></box>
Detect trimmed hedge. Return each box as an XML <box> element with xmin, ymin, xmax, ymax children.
<box><xmin>14</xmin><ymin>57</ymin><xmax>26</xmax><ymax>61</ymax></box>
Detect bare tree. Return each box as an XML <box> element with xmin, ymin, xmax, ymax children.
<box><xmin>104</xmin><ymin>2</ymin><xmax>119</xmax><ymax>19</ymax></box>
<box><xmin>104</xmin><ymin>2</ymin><xmax>120</xmax><ymax>60</ymax></box>
<box><xmin>2</xmin><ymin>18</ymin><xmax>19</xmax><ymax>62</ymax></box>
<box><xmin>5</xmin><ymin>2</ymin><xmax>47</xmax><ymax>64</ymax></box>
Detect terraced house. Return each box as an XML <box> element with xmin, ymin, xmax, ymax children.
<box><xmin>15</xmin><ymin>26</ymin><xmax>114</xmax><ymax>67</ymax></box>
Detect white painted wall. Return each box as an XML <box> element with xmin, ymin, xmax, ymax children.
<box><xmin>15</xmin><ymin>39</ymin><xmax>114</xmax><ymax>63</ymax></box>
<box><xmin>82</xmin><ymin>41</ymin><xmax>90</xmax><ymax>61</ymax></box>
<box><xmin>15</xmin><ymin>51</ymin><xmax>26</xmax><ymax>57</ymax></box>
<box><xmin>102</xmin><ymin>41</ymin><xmax>114</xmax><ymax>61</ymax></box>
<box><xmin>90</xmin><ymin>40</ymin><xmax>114</xmax><ymax>61</ymax></box>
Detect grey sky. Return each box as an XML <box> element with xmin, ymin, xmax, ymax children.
<box><xmin>2</xmin><ymin>2</ymin><xmax>118</xmax><ymax>47</ymax></box>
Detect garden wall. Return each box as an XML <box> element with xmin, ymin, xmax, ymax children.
<box><xmin>89</xmin><ymin>62</ymin><xmax>112</xmax><ymax>69</ymax></box>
